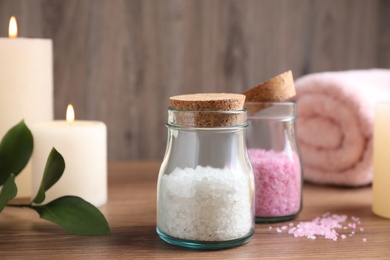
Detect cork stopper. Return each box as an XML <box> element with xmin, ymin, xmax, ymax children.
<box><xmin>170</xmin><ymin>93</ymin><xmax>245</xmax><ymax>111</ymax></box>
<box><xmin>244</xmin><ymin>70</ymin><xmax>296</xmax><ymax>102</ymax></box>
<box><xmin>169</xmin><ymin>93</ymin><xmax>246</xmax><ymax>127</ymax></box>
<box><xmin>243</xmin><ymin>70</ymin><xmax>296</xmax><ymax>113</ymax></box>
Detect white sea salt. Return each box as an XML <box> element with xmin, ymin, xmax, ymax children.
<box><xmin>157</xmin><ymin>166</ymin><xmax>253</xmax><ymax>241</ymax></box>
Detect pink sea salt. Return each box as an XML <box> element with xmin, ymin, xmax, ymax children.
<box><xmin>248</xmin><ymin>149</ymin><xmax>301</xmax><ymax>217</ymax></box>
<box><xmin>348</xmin><ymin>223</ymin><xmax>356</xmax><ymax>229</ymax></box>
<box><xmin>274</xmin><ymin>213</ymin><xmax>365</xmax><ymax>241</ymax></box>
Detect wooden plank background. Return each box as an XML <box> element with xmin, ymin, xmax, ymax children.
<box><xmin>0</xmin><ymin>0</ymin><xmax>389</xmax><ymax>161</ymax></box>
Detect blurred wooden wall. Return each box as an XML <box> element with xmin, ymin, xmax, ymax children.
<box><xmin>0</xmin><ymin>0</ymin><xmax>389</xmax><ymax>161</ymax></box>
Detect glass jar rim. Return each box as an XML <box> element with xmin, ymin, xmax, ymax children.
<box><xmin>244</xmin><ymin>101</ymin><xmax>296</xmax><ymax>105</ymax></box>
<box><xmin>244</xmin><ymin>101</ymin><xmax>297</xmax><ymax>120</ymax></box>
<box><xmin>167</xmin><ymin>107</ymin><xmax>248</xmax><ymax>129</ymax></box>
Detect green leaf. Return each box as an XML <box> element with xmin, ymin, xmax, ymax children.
<box><xmin>0</xmin><ymin>120</ymin><xmax>33</xmax><ymax>185</ymax></box>
<box><xmin>33</xmin><ymin>148</ymin><xmax>65</xmax><ymax>204</ymax></box>
<box><xmin>0</xmin><ymin>174</ymin><xmax>17</xmax><ymax>213</ymax></box>
<box><xmin>31</xmin><ymin>196</ymin><xmax>111</xmax><ymax>236</ymax></box>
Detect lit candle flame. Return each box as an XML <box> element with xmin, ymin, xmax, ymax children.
<box><xmin>66</xmin><ymin>104</ymin><xmax>75</xmax><ymax>124</ymax></box>
<box><xmin>8</xmin><ymin>16</ymin><xmax>18</xmax><ymax>38</ymax></box>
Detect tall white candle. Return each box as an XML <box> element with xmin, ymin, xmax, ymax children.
<box><xmin>373</xmin><ymin>102</ymin><xmax>390</xmax><ymax>219</ymax></box>
<box><xmin>31</xmin><ymin>105</ymin><xmax>107</xmax><ymax>207</ymax></box>
<box><xmin>0</xmin><ymin>17</ymin><xmax>53</xmax><ymax>198</ymax></box>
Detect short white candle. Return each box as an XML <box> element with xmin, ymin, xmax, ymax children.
<box><xmin>31</xmin><ymin>105</ymin><xmax>107</xmax><ymax>207</ymax></box>
<box><xmin>0</xmin><ymin>17</ymin><xmax>53</xmax><ymax>198</ymax></box>
<box><xmin>373</xmin><ymin>101</ymin><xmax>390</xmax><ymax>218</ymax></box>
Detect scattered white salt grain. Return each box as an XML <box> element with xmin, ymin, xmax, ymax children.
<box><xmin>281</xmin><ymin>226</ymin><xmax>288</xmax><ymax>230</ymax></box>
<box><xmin>343</xmin><ymin>226</ymin><xmax>348</xmax><ymax>230</ymax></box>
<box><xmin>289</xmin><ymin>223</ymin><xmax>294</xmax><ymax>227</ymax></box>
<box><xmin>351</xmin><ymin>231</ymin><xmax>355</xmax><ymax>235</ymax></box>
<box><xmin>276</xmin><ymin>228</ymin><xmax>282</xmax><ymax>233</ymax></box>
<box><xmin>341</xmin><ymin>235</ymin><xmax>347</xmax><ymax>239</ymax></box>
<box><xmin>269</xmin><ymin>226</ymin><xmax>272</xmax><ymax>230</ymax></box>
<box><xmin>360</xmin><ymin>228</ymin><xmax>364</xmax><ymax>231</ymax></box>
<box><xmin>363</xmin><ymin>238</ymin><xmax>367</xmax><ymax>242</ymax></box>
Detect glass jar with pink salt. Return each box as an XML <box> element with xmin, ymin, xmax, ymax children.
<box><xmin>157</xmin><ymin>103</ymin><xmax>254</xmax><ymax>250</ymax></box>
<box><xmin>245</xmin><ymin>102</ymin><xmax>302</xmax><ymax>223</ymax></box>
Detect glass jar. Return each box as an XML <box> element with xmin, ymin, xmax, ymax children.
<box><xmin>245</xmin><ymin>102</ymin><xmax>302</xmax><ymax>223</ymax></box>
<box><xmin>156</xmin><ymin>108</ymin><xmax>255</xmax><ymax>249</ymax></box>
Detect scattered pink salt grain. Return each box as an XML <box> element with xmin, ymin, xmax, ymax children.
<box><xmin>348</xmin><ymin>223</ymin><xmax>356</xmax><ymax>229</ymax></box>
<box><xmin>274</xmin><ymin>213</ymin><xmax>365</xmax><ymax>241</ymax></box>
<box><xmin>248</xmin><ymin>149</ymin><xmax>301</xmax><ymax>217</ymax></box>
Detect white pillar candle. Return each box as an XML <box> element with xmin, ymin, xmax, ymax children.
<box><xmin>0</xmin><ymin>17</ymin><xmax>53</xmax><ymax>198</ymax></box>
<box><xmin>31</xmin><ymin>105</ymin><xmax>107</xmax><ymax>207</ymax></box>
<box><xmin>373</xmin><ymin>102</ymin><xmax>390</xmax><ymax>218</ymax></box>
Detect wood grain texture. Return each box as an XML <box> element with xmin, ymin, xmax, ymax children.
<box><xmin>0</xmin><ymin>161</ymin><xmax>389</xmax><ymax>259</ymax></box>
<box><xmin>0</xmin><ymin>0</ymin><xmax>388</xmax><ymax>160</ymax></box>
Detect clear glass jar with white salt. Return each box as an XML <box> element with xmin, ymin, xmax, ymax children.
<box><xmin>157</xmin><ymin>108</ymin><xmax>255</xmax><ymax>249</ymax></box>
<box><xmin>245</xmin><ymin>102</ymin><xmax>302</xmax><ymax>223</ymax></box>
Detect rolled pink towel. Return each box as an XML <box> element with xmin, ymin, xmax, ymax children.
<box><xmin>293</xmin><ymin>69</ymin><xmax>390</xmax><ymax>186</ymax></box>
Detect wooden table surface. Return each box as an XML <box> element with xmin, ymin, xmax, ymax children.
<box><xmin>1</xmin><ymin>161</ymin><xmax>389</xmax><ymax>259</ymax></box>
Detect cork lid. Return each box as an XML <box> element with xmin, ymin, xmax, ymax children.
<box><xmin>169</xmin><ymin>93</ymin><xmax>246</xmax><ymax>127</ymax></box>
<box><xmin>170</xmin><ymin>93</ymin><xmax>245</xmax><ymax>111</ymax></box>
<box><xmin>243</xmin><ymin>70</ymin><xmax>296</xmax><ymax>113</ymax></box>
<box><xmin>243</xmin><ymin>70</ymin><xmax>296</xmax><ymax>102</ymax></box>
